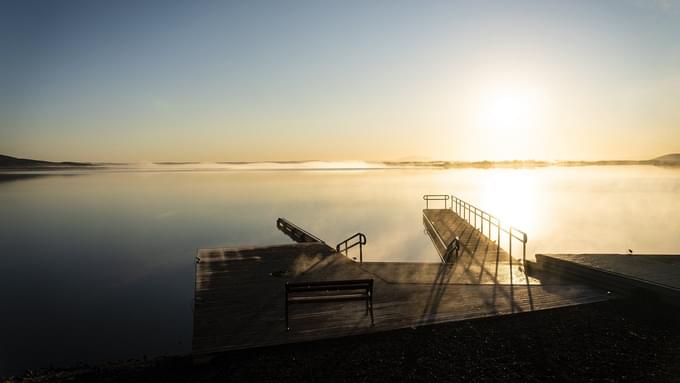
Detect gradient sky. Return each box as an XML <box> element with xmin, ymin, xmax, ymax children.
<box><xmin>1</xmin><ymin>0</ymin><xmax>679</xmax><ymax>162</ymax></box>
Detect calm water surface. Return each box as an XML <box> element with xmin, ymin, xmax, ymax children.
<box><xmin>1</xmin><ymin>166</ymin><xmax>679</xmax><ymax>374</ymax></box>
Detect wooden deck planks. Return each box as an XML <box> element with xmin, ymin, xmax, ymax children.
<box><xmin>423</xmin><ymin>209</ymin><xmax>511</xmax><ymax>263</ymax></box>
<box><xmin>537</xmin><ymin>254</ymin><xmax>680</xmax><ymax>289</ymax></box>
<box><xmin>534</xmin><ymin>253</ymin><xmax>680</xmax><ymax>305</ymax></box>
<box><xmin>421</xmin><ymin>209</ymin><xmax>543</xmax><ymax>285</ymax></box>
<box><xmin>192</xmin><ymin>237</ymin><xmax>610</xmax><ymax>356</ymax></box>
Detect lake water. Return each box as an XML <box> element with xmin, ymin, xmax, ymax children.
<box><xmin>1</xmin><ymin>165</ymin><xmax>679</xmax><ymax>375</ymax></box>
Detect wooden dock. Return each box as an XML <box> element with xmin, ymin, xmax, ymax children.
<box><xmin>192</xmin><ymin>212</ymin><xmax>610</xmax><ymax>358</ymax></box>
<box><xmin>423</xmin><ymin>208</ymin><xmax>513</xmax><ymax>264</ymax></box>
<box><xmin>532</xmin><ymin>253</ymin><xmax>680</xmax><ymax>305</ymax></box>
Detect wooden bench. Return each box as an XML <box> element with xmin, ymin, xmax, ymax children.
<box><xmin>285</xmin><ymin>279</ymin><xmax>375</xmax><ymax>331</ymax></box>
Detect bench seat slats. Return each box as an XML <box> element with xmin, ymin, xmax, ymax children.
<box><xmin>288</xmin><ymin>294</ymin><xmax>369</xmax><ymax>304</ymax></box>
<box><xmin>288</xmin><ymin>291</ymin><xmax>369</xmax><ymax>297</ymax></box>
<box><xmin>287</xmin><ymin>284</ymin><xmax>370</xmax><ymax>292</ymax></box>
<box><xmin>286</xmin><ymin>279</ymin><xmax>373</xmax><ymax>287</ymax></box>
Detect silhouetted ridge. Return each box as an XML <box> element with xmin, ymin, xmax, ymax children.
<box><xmin>652</xmin><ymin>153</ymin><xmax>680</xmax><ymax>163</ymax></box>
<box><xmin>0</xmin><ymin>154</ymin><xmax>92</xmax><ymax>168</ymax></box>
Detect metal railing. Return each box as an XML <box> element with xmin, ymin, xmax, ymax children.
<box><xmin>451</xmin><ymin>195</ymin><xmax>528</xmax><ymax>265</ymax></box>
<box><xmin>423</xmin><ymin>194</ymin><xmax>450</xmax><ymax>209</ymax></box>
<box><xmin>276</xmin><ymin>217</ymin><xmax>326</xmax><ymax>243</ymax></box>
<box><xmin>422</xmin><ymin>194</ymin><xmax>529</xmax><ymax>265</ymax></box>
<box><xmin>422</xmin><ymin>213</ymin><xmax>460</xmax><ymax>262</ymax></box>
<box><xmin>336</xmin><ymin>233</ymin><xmax>367</xmax><ymax>263</ymax></box>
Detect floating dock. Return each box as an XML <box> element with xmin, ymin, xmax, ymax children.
<box><xmin>532</xmin><ymin>253</ymin><xmax>680</xmax><ymax>305</ymax></box>
<box><xmin>192</xmin><ymin>197</ymin><xmax>611</xmax><ymax>358</ymax></box>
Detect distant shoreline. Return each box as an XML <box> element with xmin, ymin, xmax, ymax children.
<box><xmin>1</xmin><ymin>161</ymin><xmax>679</xmax><ymax>172</ymax></box>
<box><xmin>1</xmin><ymin>153</ymin><xmax>679</xmax><ymax>171</ymax></box>
<box><xmin>384</xmin><ymin>159</ymin><xmax>680</xmax><ymax>169</ymax></box>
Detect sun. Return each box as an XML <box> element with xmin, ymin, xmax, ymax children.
<box><xmin>477</xmin><ymin>85</ymin><xmax>544</xmax><ymax>136</ymax></box>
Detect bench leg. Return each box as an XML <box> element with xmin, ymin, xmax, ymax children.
<box><xmin>370</xmin><ymin>297</ymin><xmax>375</xmax><ymax>326</ymax></box>
<box><xmin>285</xmin><ymin>299</ymin><xmax>290</xmax><ymax>331</ymax></box>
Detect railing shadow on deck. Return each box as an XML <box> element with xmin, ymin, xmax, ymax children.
<box><xmin>420</xmin><ymin>195</ymin><xmax>536</xmax><ymax>318</ymax></box>
<box><xmin>423</xmin><ymin>194</ymin><xmax>529</xmax><ymax>266</ymax></box>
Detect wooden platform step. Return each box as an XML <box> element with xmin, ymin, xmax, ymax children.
<box><xmin>532</xmin><ymin>253</ymin><xmax>680</xmax><ymax>305</ymax></box>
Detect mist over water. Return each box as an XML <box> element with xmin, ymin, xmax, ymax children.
<box><xmin>0</xmin><ymin>166</ymin><xmax>679</xmax><ymax>374</ymax></box>
<box><xmin>93</xmin><ymin>160</ymin><xmax>390</xmax><ymax>171</ymax></box>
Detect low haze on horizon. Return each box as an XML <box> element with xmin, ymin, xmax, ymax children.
<box><xmin>1</xmin><ymin>0</ymin><xmax>679</xmax><ymax>163</ymax></box>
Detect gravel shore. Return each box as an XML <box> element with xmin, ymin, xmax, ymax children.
<box><xmin>6</xmin><ymin>298</ymin><xmax>680</xmax><ymax>382</ymax></box>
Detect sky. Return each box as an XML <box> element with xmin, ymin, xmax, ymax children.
<box><xmin>1</xmin><ymin>0</ymin><xmax>679</xmax><ymax>162</ymax></box>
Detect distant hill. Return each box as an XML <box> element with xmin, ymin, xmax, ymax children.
<box><xmin>392</xmin><ymin>155</ymin><xmax>433</xmax><ymax>162</ymax></box>
<box><xmin>0</xmin><ymin>154</ymin><xmax>93</xmax><ymax>169</ymax></box>
<box><xmin>651</xmin><ymin>153</ymin><xmax>680</xmax><ymax>164</ymax></box>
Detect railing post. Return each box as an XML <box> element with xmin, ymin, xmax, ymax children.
<box><xmin>480</xmin><ymin>213</ymin><xmax>483</xmax><ymax>235</ymax></box>
<box><xmin>509</xmin><ymin>227</ymin><xmax>513</xmax><ymax>260</ymax></box>
<box><xmin>482</xmin><ymin>213</ymin><xmax>485</xmax><ymax>235</ymax></box>
<box><xmin>497</xmin><ymin>221</ymin><xmax>500</xmax><ymax>255</ymax></box>
<box><xmin>474</xmin><ymin>208</ymin><xmax>477</xmax><ymax>230</ymax></box>
<box><xmin>523</xmin><ymin>233</ymin><xmax>527</xmax><ymax>266</ymax></box>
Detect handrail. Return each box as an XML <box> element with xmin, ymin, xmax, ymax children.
<box><xmin>423</xmin><ymin>194</ymin><xmax>450</xmax><ymax>209</ymax></box>
<box><xmin>276</xmin><ymin>217</ymin><xmax>326</xmax><ymax>243</ymax></box>
<box><xmin>446</xmin><ymin>237</ymin><xmax>460</xmax><ymax>259</ymax></box>
<box><xmin>336</xmin><ymin>233</ymin><xmax>367</xmax><ymax>263</ymax></box>
<box><xmin>450</xmin><ymin>195</ymin><xmax>529</xmax><ymax>266</ymax></box>
<box><xmin>423</xmin><ymin>213</ymin><xmax>460</xmax><ymax>262</ymax></box>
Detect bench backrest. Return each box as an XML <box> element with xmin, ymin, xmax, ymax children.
<box><xmin>286</xmin><ymin>279</ymin><xmax>373</xmax><ymax>294</ymax></box>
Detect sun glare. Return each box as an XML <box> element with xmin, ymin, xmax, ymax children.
<box><xmin>460</xmin><ymin>81</ymin><xmax>549</xmax><ymax>159</ymax></box>
<box><xmin>478</xmin><ymin>169</ymin><xmax>540</xmax><ymax>238</ymax></box>
<box><xmin>478</xmin><ymin>86</ymin><xmax>543</xmax><ymax>135</ymax></box>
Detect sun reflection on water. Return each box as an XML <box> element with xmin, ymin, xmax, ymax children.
<box><xmin>476</xmin><ymin>169</ymin><xmax>540</xmax><ymax>235</ymax></box>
